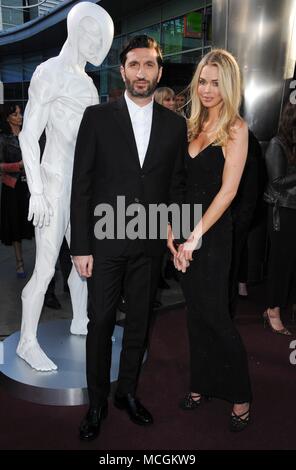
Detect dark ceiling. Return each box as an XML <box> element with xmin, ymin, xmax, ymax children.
<box><xmin>100</xmin><ymin>0</ymin><xmax>164</xmax><ymax>23</ymax></box>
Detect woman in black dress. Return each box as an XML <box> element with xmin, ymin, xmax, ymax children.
<box><xmin>0</xmin><ymin>103</ymin><xmax>34</xmax><ymax>277</ymax></box>
<box><xmin>263</xmin><ymin>102</ymin><xmax>296</xmax><ymax>335</ymax></box>
<box><xmin>168</xmin><ymin>49</ymin><xmax>252</xmax><ymax>431</ymax></box>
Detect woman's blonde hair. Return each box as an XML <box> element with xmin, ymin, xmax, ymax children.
<box><xmin>188</xmin><ymin>48</ymin><xmax>242</xmax><ymax>145</ymax></box>
<box><xmin>154</xmin><ymin>87</ymin><xmax>175</xmax><ymax>106</ymax></box>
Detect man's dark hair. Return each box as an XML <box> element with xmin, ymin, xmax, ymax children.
<box><xmin>120</xmin><ymin>35</ymin><xmax>163</xmax><ymax>67</ymax></box>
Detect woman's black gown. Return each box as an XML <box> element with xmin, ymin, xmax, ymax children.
<box><xmin>180</xmin><ymin>144</ymin><xmax>252</xmax><ymax>403</ymax></box>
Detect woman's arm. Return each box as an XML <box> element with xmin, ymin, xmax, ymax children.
<box><xmin>178</xmin><ymin>119</ymin><xmax>248</xmax><ymax>262</ymax></box>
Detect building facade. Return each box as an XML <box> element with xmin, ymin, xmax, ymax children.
<box><xmin>0</xmin><ymin>0</ymin><xmax>38</xmax><ymax>31</ymax></box>
<box><xmin>0</xmin><ymin>0</ymin><xmax>212</xmax><ymax>107</ymax></box>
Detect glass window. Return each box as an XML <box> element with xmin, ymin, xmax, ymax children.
<box><xmin>2</xmin><ymin>3</ymin><xmax>23</xmax><ymax>29</ymax></box>
<box><xmin>161</xmin><ymin>16</ymin><xmax>184</xmax><ymax>55</ymax></box>
<box><xmin>101</xmin><ymin>66</ymin><xmax>124</xmax><ymax>102</ymax></box>
<box><xmin>127</xmin><ymin>24</ymin><xmax>161</xmax><ymax>44</ymax></box>
<box><xmin>4</xmin><ymin>82</ymin><xmax>23</xmax><ymax>101</ymax></box>
<box><xmin>104</xmin><ymin>36</ymin><xmax>124</xmax><ymax>67</ymax></box>
<box><xmin>23</xmin><ymin>62</ymin><xmax>35</xmax><ymax>82</ymax></box>
<box><xmin>0</xmin><ymin>56</ymin><xmax>23</xmax><ymax>83</ymax></box>
<box><xmin>161</xmin><ymin>12</ymin><xmax>204</xmax><ymax>56</ymax></box>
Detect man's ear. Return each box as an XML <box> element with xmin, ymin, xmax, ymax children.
<box><xmin>157</xmin><ymin>66</ymin><xmax>163</xmax><ymax>83</ymax></box>
<box><xmin>120</xmin><ymin>65</ymin><xmax>126</xmax><ymax>83</ymax></box>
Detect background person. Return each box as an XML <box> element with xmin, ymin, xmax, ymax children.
<box><xmin>0</xmin><ymin>103</ymin><xmax>34</xmax><ymax>278</ymax></box>
<box><xmin>263</xmin><ymin>101</ymin><xmax>296</xmax><ymax>335</ymax></box>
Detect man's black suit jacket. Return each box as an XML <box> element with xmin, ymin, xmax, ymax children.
<box><xmin>70</xmin><ymin>96</ymin><xmax>187</xmax><ymax>258</ymax></box>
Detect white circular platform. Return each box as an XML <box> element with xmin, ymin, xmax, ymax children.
<box><xmin>0</xmin><ymin>320</ymin><xmax>124</xmax><ymax>406</ymax></box>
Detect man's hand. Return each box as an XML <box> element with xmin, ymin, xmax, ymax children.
<box><xmin>28</xmin><ymin>193</ymin><xmax>53</xmax><ymax>228</ymax></box>
<box><xmin>167</xmin><ymin>224</ymin><xmax>178</xmax><ymax>257</ymax></box>
<box><xmin>73</xmin><ymin>255</ymin><xmax>93</xmax><ymax>278</ymax></box>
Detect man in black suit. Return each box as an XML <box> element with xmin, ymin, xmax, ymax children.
<box><xmin>70</xmin><ymin>35</ymin><xmax>187</xmax><ymax>441</ymax></box>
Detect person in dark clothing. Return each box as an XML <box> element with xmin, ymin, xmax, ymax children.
<box><xmin>71</xmin><ymin>35</ymin><xmax>187</xmax><ymax>441</ymax></box>
<box><xmin>169</xmin><ymin>49</ymin><xmax>252</xmax><ymax>432</ymax></box>
<box><xmin>0</xmin><ymin>103</ymin><xmax>34</xmax><ymax>278</ymax></box>
<box><xmin>263</xmin><ymin>101</ymin><xmax>296</xmax><ymax>335</ymax></box>
<box><xmin>229</xmin><ymin>130</ymin><xmax>261</xmax><ymax>318</ymax></box>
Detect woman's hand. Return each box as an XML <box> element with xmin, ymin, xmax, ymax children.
<box><xmin>173</xmin><ymin>250</ymin><xmax>190</xmax><ymax>273</ymax></box>
<box><xmin>167</xmin><ymin>224</ymin><xmax>190</xmax><ymax>272</ymax></box>
<box><xmin>177</xmin><ymin>231</ymin><xmax>200</xmax><ymax>263</ymax></box>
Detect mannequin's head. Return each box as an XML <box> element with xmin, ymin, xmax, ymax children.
<box><xmin>66</xmin><ymin>2</ymin><xmax>114</xmax><ymax>66</ymax></box>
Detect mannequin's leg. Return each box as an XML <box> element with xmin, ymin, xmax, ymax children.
<box><xmin>65</xmin><ymin>222</ymin><xmax>88</xmax><ymax>335</ymax></box>
<box><xmin>17</xmin><ymin>199</ymin><xmax>66</xmax><ymax>371</ymax></box>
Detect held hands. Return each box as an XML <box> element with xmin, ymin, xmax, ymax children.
<box><xmin>170</xmin><ymin>230</ymin><xmax>200</xmax><ymax>273</ymax></box>
<box><xmin>73</xmin><ymin>255</ymin><xmax>93</xmax><ymax>278</ymax></box>
<box><xmin>173</xmin><ymin>254</ymin><xmax>190</xmax><ymax>273</ymax></box>
<box><xmin>28</xmin><ymin>193</ymin><xmax>54</xmax><ymax>228</ymax></box>
<box><xmin>167</xmin><ymin>224</ymin><xmax>188</xmax><ymax>272</ymax></box>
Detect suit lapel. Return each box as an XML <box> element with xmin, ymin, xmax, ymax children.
<box><xmin>112</xmin><ymin>97</ymin><xmax>141</xmax><ymax>170</ymax></box>
<box><xmin>112</xmin><ymin>97</ymin><xmax>164</xmax><ymax>172</ymax></box>
<box><xmin>142</xmin><ymin>101</ymin><xmax>163</xmax><ymax>172</ymax></box>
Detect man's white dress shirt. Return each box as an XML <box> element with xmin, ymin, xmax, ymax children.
<box><xmin>124</xmin><ymin>91</ymin><xmax>153</xmax><ymax>168</ymax></box>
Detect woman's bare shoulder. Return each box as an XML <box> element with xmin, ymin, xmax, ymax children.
<box><xmin>231</xmin><ymin>117</ymin><xmax>248</xmax><ymax>134</ymax></box>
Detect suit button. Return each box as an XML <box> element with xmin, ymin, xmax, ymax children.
<box><xmin>141</xmin><ymin>174</ymin><xmax>145</xmax><ymax>178</ymax></box>
<box><xmin>134</xmin><ymin>198</ymin><xmax>140</xmax><ymax>203</ymax></box>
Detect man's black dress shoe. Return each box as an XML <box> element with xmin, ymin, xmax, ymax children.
<box><xmin>79</xmin><ymin>403</ymin><xmax>108</xmax><ymax>441</ymax></box>
<box><xmin>114</xmin><ymin>393</ymin><xmax>153</xmax><ymax>425</ymax></box>
<box><xmin>44</xmin><ymin>292</ymin><xmax>61</xmax><ymax>310</ymax></box>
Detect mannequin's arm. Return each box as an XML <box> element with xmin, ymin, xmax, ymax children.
<box><xmin>19</xmin><ymin>66</ymin><xmax>55</xmax><ymax>227</ymax></box>
<box><xmin>19</xmin><ymin>70</ymin><xmax>51</xmax><ymax>195</ymax></box>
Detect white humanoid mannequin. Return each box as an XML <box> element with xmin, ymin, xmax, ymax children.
<box><xmin>16</xmin><ymin>2</ymin><xmax>114</xmax><ymax>371</ymax></box>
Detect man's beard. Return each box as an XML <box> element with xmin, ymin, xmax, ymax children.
<box><xmin>125</xmin><ymin>77</ymin><xmax>158</xmax><ymax>98</ymax></box>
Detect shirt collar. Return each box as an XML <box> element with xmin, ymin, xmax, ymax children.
<box><xmin>124</xmin><ymin>91</ymin><xmax>153</xmax><ymax>117</ymax></box>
